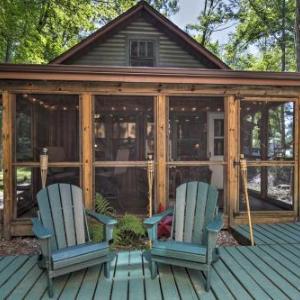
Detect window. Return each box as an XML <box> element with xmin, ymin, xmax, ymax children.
<box><xmin>129</xmin><ymin>39</ymin><xmax>155</xmax><ymax>66</ymax></box>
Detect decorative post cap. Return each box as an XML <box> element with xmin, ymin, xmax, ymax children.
<box><xmin>41</xmin><ymin>148</ymin><xmax>48</xmax><ymax>155</ymax></box>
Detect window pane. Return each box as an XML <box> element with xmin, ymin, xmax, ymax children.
<box><xmin>169</xmin><ymin>97</ymin><xmax>224</xmax><ymax>161</ymax></box>
<box><xmin>139</xmin><ymin>41</ymin><xmax>146</xmax><ymax>57</ymax></box>
<box><xmin>147</xmin><ymin>41</ymin><xmax>154</xmax><ymax>57</ymax></box>
<box><xmin>95</xmin><ymin>167</ymin><xmax>148</xmax><ymax>214</ymax></box>
<box><xmin>169</xmin><ymin>166</ymin><xmax>225</xmax><ymax>211</ymax></box>
<box><xmin>214</xmin><ymin>139</ymin><xmax>224</xmax><ymax>155</ymax></box>
<box><xmin>16</xmin><ymin>94</ymin><xmax>79</xmax><ymax>162</ymax></box>
<box><xmin>94</xmin><ymin>96</ymin><xmax>154</xmax><ymax>161</ymax></box>
<box><xmin>214</xmin><ymin>119</ymin><xmax>224</xmax><ymax>136</ymax></box>
<box><xmin>240</xmin><ymin>101</ymin><xmax>294</xmax><ymax>160</ymax></box>
<box><xmin>240</xmin><ymin>166</ymin><xmax>293</xmax><ymax>211</ymax></box>
<box><xmin>131</xmin><ymin>41</ymin><xmax>138</xmax><ymax>57</ymax></box>
<box><xmin>16</xmin><ymin>167</ymin><xmax>80</xmax><ymax>218</ymax></box>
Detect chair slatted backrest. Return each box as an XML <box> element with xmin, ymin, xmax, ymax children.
<box><xmin>173</xmin><ymin>182</ymin><xmax>218</xmax><ymax>244</ymax></box>
<box><xmin>37</xmin><ymin>183</ymin><xmax>88</xmax><ymax>251</ymax></box>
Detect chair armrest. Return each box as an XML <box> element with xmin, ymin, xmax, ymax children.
<box><xmin>86</xmin><ymin>210</ymin><xmax>117</xmax><ymax>242</ymax></box>
<box><xmin>32</xmin><ymin>218</ymin><xmax>52</xmax><ymax>240</ymax></box>
<box><xmin>86</xmin><ymin>210</ymin><xmax>117</xmax><ymax>226</ymax></box>
<box><xmin>144</xmin><ymin>208</ymin><xmax>174</xmax><ymax>227</ymax></box>
<box><xmin>207</xmin><ymin>213</ymin><xmax>223</xmax><ymax>234</ymax></box>
<box><xmin>206</xmin><ymin>214</ymin><xmax>223</xmax><ymax>264</ymax></box>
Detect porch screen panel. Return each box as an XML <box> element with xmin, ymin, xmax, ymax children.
<box><xmin>240</xmin><ymin>101</ymin><xmax>294</xmax><ymax>160</ymax></box>
<box><xmin>169</xmin><ymin>166</ymin><xmax>225</xmax><ymax>211</ymax></box>
<box><xmin>94</xmin><ymin>96</ymin><xmax>154</xmax><ymax>161</ymax></box>
<box><xmin>239</xmin><ymin>100</ymin><xmax>296</xmax><ymax>212</ymax></box>
<box><xmin>95</xmin><ymin>167</ymin><xmax>148</xmax><ymax>214</ymax></box>
<box><xmin>14</xmin><ymin>94</ymin><xmax>81</xmax><ymax>219</ymax></box>
<box><xmin>240</xmin><ymin>166</ymin><xmax>294</xmax><ymax>211</ymax></box>
<box><xmin>94</xmin><ymin>95</ymin><xmax>154</xmax><ymax>214</ymax></box>
<box><xmin>169</xmin><ymin>97</ymin><xmax>224</xmax><ymax>161</ymax></box>
<box><xmin>16</xmin><ymin>94</ymin><xmax>79</xmax><ymax>162</ymax></box>
<box><xmin>15</xmin><ymin>167</ymin><xmax>80</xmax><ymax>218</ymax></box>
<box><xmin>168</xmin><ymin>96</ymin><xmax>226</xmax><ymax>212</ymax></box>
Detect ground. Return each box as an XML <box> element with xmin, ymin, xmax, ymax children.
<box><xmin>0</xmin><ymin>230</ymin><xmax>239</xmax><ymax>255</ymax></box>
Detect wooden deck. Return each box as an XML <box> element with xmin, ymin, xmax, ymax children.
<box><xmin>1</xmin><ymin>246</ymin><xmax>300</xmax><ymax>299</ymax></box>
<box><xmin>233</xmin><ymin>222</ymin><xmax>300</xmax><ymax>245</ymax></box>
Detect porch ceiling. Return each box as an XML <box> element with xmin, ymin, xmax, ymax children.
<box><xmin>1</xmin><ymin>64</ymin><xmax>300</xmax><ymax>87</ymax></box>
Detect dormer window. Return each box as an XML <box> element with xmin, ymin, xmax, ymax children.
<box><xmin>129</xmin><ymin>39</ymin><xmax>156</xmax><ymax>66</ymax></box>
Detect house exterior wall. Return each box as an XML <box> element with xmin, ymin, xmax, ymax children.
<box><xmin>66</xmin><ymin>17</ymin><xmax>207</xmax><ymax>68</ymax></box>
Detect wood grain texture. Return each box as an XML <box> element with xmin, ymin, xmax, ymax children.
<box><xmin>1</xmin><ymin>245</ymin><xmax>300</xmax><ymax>299</ymax></box>
<box><xmin>81</xmin><ymin>93</ymin><xmax>93</xmax><ymax>209</ymax></box>
<box><xmin>156</xmin><ymin>95</ymin><xmax>167</xmax><ymax>210</ymax></box>
<box><xmin>2</xmin><ymin>91</ymin><xmax>14</xmax><ymax>240</ymax></box>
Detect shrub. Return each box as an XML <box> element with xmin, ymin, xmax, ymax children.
<box><xmin>113</xmin><ymin>214</ymin><xmax>146</xmax><ymax>248</ymax></box>
<box><xmin>89</xmin><ymin>193</ymin><xmax>115</xmax><ymax>243</ymax></box>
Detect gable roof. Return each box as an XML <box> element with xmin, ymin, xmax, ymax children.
<box><xmin>50</xmin><ymin>1</ymin><xmax>229</xmax><ymax>69</ymax></box>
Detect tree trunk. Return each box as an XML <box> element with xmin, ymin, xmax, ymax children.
<box><xmin>4</xmin><ymin>39</ymin><xmax>12</xmax><ymax>63</ymax></box>
<box><xmin>296</xmin><ymin>0</ymin><xmax>300</xmax><ymax>71</ymax></box>
<box><xmin>281</xmin><ymin>0</ymin><xmax>286</xmax><ymax>71</ymax></box>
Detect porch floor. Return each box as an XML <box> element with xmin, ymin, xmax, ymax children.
<box><xmin>233</xmin><ymin>222</ymin><xmax>300</xmax><ymax>245</ymax></box>
<box><xmin>1</xmin><ymin>245</ymin><xmax>300</xmax><ymax>299</ymax></box>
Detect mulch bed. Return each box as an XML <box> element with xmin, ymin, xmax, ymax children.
<box><xmin>0</xmin><ymin>237</ymin><xmax>40</xmax><ymax>256</ymax></box>
<box><xmin>0</xmin><ymin>230</ymin><xmax>239</xmax><ymax>256</ymax></box>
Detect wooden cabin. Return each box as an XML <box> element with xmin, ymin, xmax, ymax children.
<box><xmin>1</xmin><ymin>1</ymin><xmax>300</xmax><ymax>238</ymax></box>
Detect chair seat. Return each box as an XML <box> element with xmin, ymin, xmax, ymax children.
<box><xmin>52</xmin><ymin>242</ymin><xmax>109</xmax><ymax>269</ymax></box>
<box><xmin>152</xmin><ymin>240</ymin><xmax>207</xmax><ymax>263</ymax></box>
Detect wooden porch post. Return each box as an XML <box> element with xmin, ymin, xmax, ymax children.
<box><xmin>2</xmin><ymin>91</ymin><xmax>14</xmax><ymax>239</ymax></box>
<box><xmin>225</xmin><ymin>95</ymin><xmax>239</xmax><ymax>227</ymax></box>
<box><xmin>156</xmin><ymin>95</ymin><xmax>167</xmax><ymax>211</ymax></box>
<box><xmin>81</xmin><ymin>93</ymin><xmax>93</xmax><ymax>209</ymax></box>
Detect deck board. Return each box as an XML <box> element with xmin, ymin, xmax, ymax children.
<box><xmin>234</xmin><ymin>222</ymin><xmax>300</xmax><ymax>245</ymax></box>
<box><xmin>1</xmin><ymin>245</ymin><xmax>300</xmax><ymax>299</ymax></box>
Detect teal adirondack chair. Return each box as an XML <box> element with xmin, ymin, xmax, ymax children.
<box><xmin>32</xmin><ymin>183</ymin><xmax>117</xmax><ymax>297</ymax></box>
<box><xmin>144</xmin><ymin>181</ymin><xmax>223</xmax><ymax>291</ymax></box>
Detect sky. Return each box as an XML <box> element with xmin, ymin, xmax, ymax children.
<box><xmin>170</xmin><ymin>0</ymin><xmax>203</xmax><ymax>30</ymax></box>
<box><xmin>170</xmin><ymin>0</ymin><xmax>233</xmax><ymax>45</ymax></box>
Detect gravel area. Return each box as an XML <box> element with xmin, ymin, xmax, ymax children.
<box><xmin>217</xmin><ymin>230</ymin><xmax>240</xmax><ymax>246</ymax></box>
<box><xmin>0</xmin><ymin>230</ymin><xmax>239</xmax><ymax>256</ymax></box>
<box><xmin>0</xmin><ymin>238</ymin><xmax>40</xmax><ymax>256</ymax></box>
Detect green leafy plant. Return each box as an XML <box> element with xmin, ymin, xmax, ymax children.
<box><xmin>95</xmin><ymin>193</ymin><xmax>115</xmax><ymax>216</ymax></box>
<box><xmin>113</xmin><ymin>214</ymin><xmax>146</xmax><ymax>248</ymax></box>
<box><xmin>89</xmin><ymin>193</ymin><xmax>115</xmax><ymax>243</ymax></box>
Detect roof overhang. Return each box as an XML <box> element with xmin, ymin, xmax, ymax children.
<box><xmin>0</xmin><ymin>64</ymin><xmax>300</xmax><ymax>87</ymax></box>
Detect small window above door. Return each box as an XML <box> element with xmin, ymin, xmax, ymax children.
<box><xmin>129</xmin><ymin>39</ymin><xmax>156</xmax><ymax>66</ymax></box>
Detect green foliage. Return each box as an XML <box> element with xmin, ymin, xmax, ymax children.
<box><xmin>95</xmin><ymin>193</ymin><xmax>115</xmax><ymax>216</ymax></box>
<box><xmin>89</xmin><ymin>193</ymin><xmax>114</xmax><ymax>243</ymax></box>
<box><xmin>187</xmin><ymin>0</ymin><xmax>296</xmax><ymax>71</ymax></box>
<box><xmin>0</xmin><ymin>0</ymin><xmax>178</xmax><ymax>64</ymax></box>
<box><xmin>113</xmin><ymin>214</ymin><xmax>146</xmax><ymax>248</ymax></box>
<box><xmin>89</xmin><ymin>222</ymin><xmax>104</xmax><ymax>243</ymax></box>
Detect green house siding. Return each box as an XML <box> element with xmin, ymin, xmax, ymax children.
<box><xmin>66</xmin><ymin>17</ymin><xmax>207</xmax><ymax>68</ymax></box>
